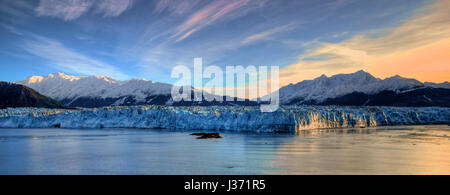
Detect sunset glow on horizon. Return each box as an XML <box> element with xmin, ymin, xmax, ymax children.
<box><xmin>279</xmin><ymin>0</ymin><xmax>450</xmax><ymax>86</ymax></box>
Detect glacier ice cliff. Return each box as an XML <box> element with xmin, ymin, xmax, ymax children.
<box><xmin>0</xmin><ymin>106</ymin><xmax>449</xmax><ymax>132</ymax></box>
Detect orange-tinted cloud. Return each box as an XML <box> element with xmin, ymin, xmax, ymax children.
<box><xmin>280</xmin><ymin>0</ymin><xmax>450</xmax><ymax>85</ymax></box>
<box><xmin>367</xmin><ymin>37</ymin><xmax>450</xmax><ymax>83</ymax></box>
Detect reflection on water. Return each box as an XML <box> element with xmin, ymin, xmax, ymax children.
<box><xmin>273</xmin><ymin>126</ymin><xmax>450</xmax><ymax>174</ymax></box>
<box><xmin>0</xmin><ymin>125</ymin><xmax>449</xmax><ymax>174</ymax></box>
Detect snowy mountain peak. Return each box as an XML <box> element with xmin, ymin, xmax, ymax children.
<box><xmin>334</xmin><ymin>70</ymin><xmax>376</xmax><ymax>80</ymax></box>
<box><xmin>51</xmin><ymin>72</ymin><xmax>67</xmax><ymax>77</ymax></box>
<box><xmin>47</xmin><ymin>72</ymin><xmax>81</xmax><ymax>80</ymax></box>
<box><xmin>276</xmin><ymin>70</ymin><xmax>447</xmax><ymax>104</ymax></box>
<box><xmin>424</xmin><ymin>81</ymin><xmax>450</xmax><ymax>89</ymax></box>
<box><xmin>85</xmin><ymin>75</ymin><xmax>118</xmax><ymax>84</ymax></box>
<box><xmin>353</xmin><ymin>70</ymin><xmax>371</xmax><ymax>76</ymax></box>
<box><xmin>22</xmin><ymin>73</ymin><xmax>81</xmax><ymax>84</ymax></box>
<box><xmin>16</xmin><ymin>73</ymin><xmax>172</xmax><ymax>103</ymax></box>
<box><xmin>318</xmin><ymin>74</ymin><xmax>327</xmax><ymax>79</ymax></box>
<box><xmin>24</xmin><ymin>76</ymin><xmax>44</xmax><ymax>84</ymax></box>
<box><xmin>385</xmin><ymin>74</ymin><xmax>412</xmax><ymax>81</ymax></box>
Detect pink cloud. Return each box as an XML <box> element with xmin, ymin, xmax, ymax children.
<box><xmin>95</xmin><ymin>0</ymin><xmax>134</xmax><ymax>17</ymax></box>
<box><xmin>155</xmin><ymin>0</ymin><xmax>170</xmax><ymax>12</ymax></box>
<box><xmin>210</xmin><ymin>0</ymin><xmax>249</xmax><ymax>21</ymax></box>
<box><xmin>172</xmin><ymin>0</ymin><xmax>250</xmax><ymax>42</ymax></box>
<box><xmin>155</xmin><ymin>0</ymin><xmax>201</xmax><ymax>15</ymax></box>
<box><xmin>35</xmin><ymin>0</ymin><xmax>134</xmax><ymax>21</ymax></box>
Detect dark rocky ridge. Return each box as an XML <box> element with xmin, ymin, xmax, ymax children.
<box><xmin>0</xmin><ymin>81</ymin><xmax>65</xmax><ymax>108</ymax></box>
<box><xmin>60</xmin><ymin>94</ymin><xmax>259</xmax><ymax>108</ymax></box>
<box><xmin>285</xmin><ymin>87</ymin><xmax>450</xmax><ymax>107</ymax></box>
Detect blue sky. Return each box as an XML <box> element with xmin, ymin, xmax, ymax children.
<box><xmin>0</xmin><ymin>0</ymin><xmax>439</xmax><ymax>85</ymax></box>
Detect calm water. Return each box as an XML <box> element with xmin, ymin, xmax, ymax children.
<box><xmin>0</xmin><ymin>125</ymin><xmax>449</xmax><ymax>175</ymax></box>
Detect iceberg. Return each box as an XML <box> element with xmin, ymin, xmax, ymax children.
<box><xmin>0</xmin><ymin>106</ymin><xmax>449</xmax><ymax>132</ymax></box>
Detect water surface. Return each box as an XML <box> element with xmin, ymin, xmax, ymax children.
<box><xmin>0</xmin><ymin>125</ymin><xmax>449</xmax><ymax>174</ymax></box>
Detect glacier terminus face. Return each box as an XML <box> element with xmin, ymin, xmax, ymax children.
<box><xmin>0</xmin><ymin>106</ymin><xmax>448</xmax><ymax>133</ymax></box>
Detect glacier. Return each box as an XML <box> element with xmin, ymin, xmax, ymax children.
<box><xmin>0</xmin><ymin>106</ymin><xmax>449</xmax><ymax>132</ymax></box>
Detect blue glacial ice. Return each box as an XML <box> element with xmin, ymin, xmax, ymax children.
<box><xmin>0</xmin><ymin>106</ymin><xmax>449</xmax><ymax>132</ymax></box>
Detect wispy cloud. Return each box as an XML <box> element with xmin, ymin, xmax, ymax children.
<box><xmin>94</xmin><ymin>0</ymin><xmax>134</xmax><ymax>17</ymax></box>
<box><xmin>242</xmin><ymin>23</ymin><xmax>296</xmax><ymax>45</ymax></box>
<box><xmin>280</xmin><ymin>0</ymin><xmax>450</xmax><ymax>85</ymax></box>
<box><xmin>171</xmin><ymin>0</ymin><xmax>250</xmax><ymax>42</ymax></box>
<box><xmin>35</xmin><ymin>0</ymin><xmax>93</xmax><ymax>21</ymax></box>
<box><xmin>154</xmin><ymin>0</ymin><xmax>201</xmax><ymax>15</ymax></box>
<box><xmin>0</xmin><ymin>0</ymin><xmax>33</xmax><ymax>18</ymax></box>
<box><xmin>35</xmin><ymin>0</ymin><xmax>134</xmax><ymax>21</ymax></box>
<box><xmin>0</xmin><ymin>23</ymin><xmax>25</xmax><ymax>36</ymax></box>
<box><xmin>132</xmin><ymin>0</ymin><xmax>268</xmax><ymax>76</ymax></box>
<box><xmin>324</xmin><ymin>0</ymin><xmax>359</xmax><ymax>10</ymax></box>
<box><xmin>21</xmin><ymin>34</ymin><xmax>129</xmax><ymax>80</ymax></box>
<box><xmin>154</xmin><ymin>0</ymin><xmax>171</xmax><ymax>13</ymax></box>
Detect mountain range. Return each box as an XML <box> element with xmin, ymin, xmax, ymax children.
<box><xmin>10</xmin><ymin>70</ymin><xmax>450</xmax><ymax>108</ymax></box>
<box><xmin>16</xmin><ymin>73</ymin><xmax>256</xmax><ymax>108</ymax></box>
<box><xmin>275</xmin><ymin>70</ymin><xmax>450</xmax><ymax>106</ymax></box>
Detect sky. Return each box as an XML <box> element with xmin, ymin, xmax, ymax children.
<box><xmin>1</xmin><ymin>0</ymin><xmax>449</xmax><ymax>89</ymax></box>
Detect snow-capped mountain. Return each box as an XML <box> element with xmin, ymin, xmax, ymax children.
<box><xmin>424</xmin><ymin>81</ymin><xmax>450</xmax><ymax>89</ymax></box>
<box><xmin>15</xmin><ymin>71</ymin><xmax>450</xmax><ymax>108</ymax></box>
<box><xmin>17</xmin><ymin>73</ymin><xmax>256</xmax><ymax>108</ymax></box>
<box><xmin>17</xmin><ymin>73</ymin><xmax>172</xmax><ymax>107</ymax></box>
<box><xmin>19</xmin><ymin>73</ymin><xmax>172</xmax><ymax>101</ymax></box>
<box><xmin>274</xmin><ymin>70</ymin><xmax>450</xmax><ymax>106</ymax></box>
